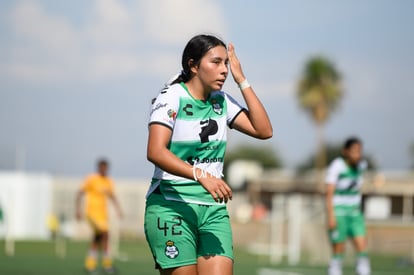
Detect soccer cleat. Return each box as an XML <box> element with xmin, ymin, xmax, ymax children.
<box><xmin>85</xmin><ymin>256</ymin><xmax>97</xmax><ymax>274</ymax></box>
<box><xmin>102</xmin><ymin>257</ymin><xmax>117</xmax><ymax>274</ymax></box>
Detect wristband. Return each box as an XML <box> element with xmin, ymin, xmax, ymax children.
<box><xmin>238</xmin><ymin>79</ymin><xmax>251</xmax><ymax>90</ymax></box>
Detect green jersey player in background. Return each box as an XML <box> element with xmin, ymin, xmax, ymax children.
<box><xmin>145</xmin><ymin>34</ymin><xmax>272</xmax><ymax>275</ymax></box>
<box><xmin>325</xmin><ymin>137</ymin><xmax>371</xmax><ymax>275</ymax></box>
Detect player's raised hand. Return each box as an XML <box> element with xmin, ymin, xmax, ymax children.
<box><xmin>227</xmin><ymin>43</ymin><xmax>246</xmax><ymax>85</ymax></box>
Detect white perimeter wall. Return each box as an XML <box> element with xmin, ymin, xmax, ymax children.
<box><xmin>0</xmin><ymin>172</ymin><xmax>52</xmax><ymax>240</ymax></box>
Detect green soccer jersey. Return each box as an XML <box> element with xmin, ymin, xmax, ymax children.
<box><xmin>147</xmin><ymin>83</ymin><xmax>244</xmax><ymax>205</ymax></box>
<box><xmin>325</xmin><ymin>157</ymin><xmax>367</xmax><ymax>211</ymax></box>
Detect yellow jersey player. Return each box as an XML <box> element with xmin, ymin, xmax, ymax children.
<box><xmin>76</xmin><ymin>158</ymin><xmax>123</xmax><ymax>274</ymax></box>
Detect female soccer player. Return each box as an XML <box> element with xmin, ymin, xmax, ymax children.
<box><xmin>325</xmin><ymin>137</ymin><xmax>371</xmax><ymax>275</ymax></box>
<box><xmin>145</xmin><ymin>34</ymin><xmax>272</xmax><ymax>275</ymax></box>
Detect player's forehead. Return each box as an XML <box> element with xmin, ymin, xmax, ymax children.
<box><xmin>98</xmin><ymin>162</ymin><xmax>109</xmax><ymax>169</ymax></box>
<box><xmin>203</xmin><ymin>45</ymin><xmax>227</xmax><ymax>60</ymax></box>
<box><xmin>348</xmin><ymin>143</ymin><xmax>362</xmax><ymax>152</ymax></box>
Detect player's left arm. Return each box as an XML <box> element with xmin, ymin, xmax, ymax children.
<box><xmin>227</xmin><ymin>43</ymin><xmax>273</xmax><ymax>139</ymax></box>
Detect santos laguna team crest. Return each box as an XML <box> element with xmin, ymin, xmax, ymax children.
<box><xmin>210</xmin><ymin>96</ymin><xmax>223</xmax><ymax>115</ymax></box>
<box><xmin>165</xmin><ymin>240</ymin><xmax>179</xmax><ymax>259</ymax></box>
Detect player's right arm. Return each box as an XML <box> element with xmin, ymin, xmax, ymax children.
<box><xmin>147</xmin><ymin>88</ymin><xmax>197</xmax><ymax>183</ymax></box>
<box><xmin>325</xmin><ymin>159</ymin><xmax>340</xmax><ymax>230</ymax></box>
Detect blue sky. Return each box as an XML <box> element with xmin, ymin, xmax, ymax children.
<box><xmin>1</xmin><ymin>0</ymin><xmax>413</xmax><ymax>178</ymax></box>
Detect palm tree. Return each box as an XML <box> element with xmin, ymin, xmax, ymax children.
<box><xmin>297</xmin><ymin>56</ymin><xmax>343</xmax><ymax>178</ymax></box>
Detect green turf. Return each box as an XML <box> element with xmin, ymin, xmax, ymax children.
<box><xmin>0</xmin><ymin>239</ymin><xmax>413</xmax><ymax>275</ymax></box>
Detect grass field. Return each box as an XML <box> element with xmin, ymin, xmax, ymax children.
<box><xmin>0</xmin><ymin>239</ymin><xmax>413</xmax><ymax>275</ymax></box>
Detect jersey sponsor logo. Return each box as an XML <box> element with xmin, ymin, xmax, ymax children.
<box><xmin>183</xmin><ymin>104</ymin><xmax>193</xmax><ymax>116</ymax></box>
<box><xmin>167</xmin><ymin>109</ymin><xmax>177</xmax><ymax>120</ymax></box>
<box><xmin>151</xmin><ymin>102</ymin><xmax>168</xmax><ymax>115</ymax></box>
<box><xmin>165</xmin><ymin>240</ymin><xmax>179</xmax><ymax>259</ymax></box>
<box><xmin>186</xmin><ymin>156</ymin><xmax>224</xmax><ymax>166</ymax></box>
<box><xmin>195</xmin><ymin>145</ymin><xmax>219</xmax><ymax>152</ymax></box>
<box><xmin>199</xmin><ymin>118</ymin><xmax>218</xmax><ymax>143</ymax></box>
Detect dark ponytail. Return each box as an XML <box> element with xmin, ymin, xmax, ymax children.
<box><xmin>169</xmin><ymin>70</ymin><xmax>190</xmax><ymax>86</ymax></box>
<box><xmin>166</xmin><ymin>34</ymin><xmax>226</xmax><ymax>87</ymax></box>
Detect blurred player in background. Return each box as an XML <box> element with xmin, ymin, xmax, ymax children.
<box><xmin>76</xmin><ymin>158</ymin><xmax>123</xmax><ymax>274</ymax></box>
<box><xmin>325</xmin><ymin>137</ymin><xmax>371</xmax><ymax>275</ymax></box>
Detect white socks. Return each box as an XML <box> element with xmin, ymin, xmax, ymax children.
<box><xmin>328</xmin><ymin>256</ymin><xmax>371</xmax><ymax>275</ymax></box>
<box><xmin>328</xmin><ymin>258</ymin><xmax>343</xmax><ymax>275</ymax></box>
<box><xmin>356</xmin><ymin>256</ymin><xmax>371</xmax><ymax>275</ymax></box>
